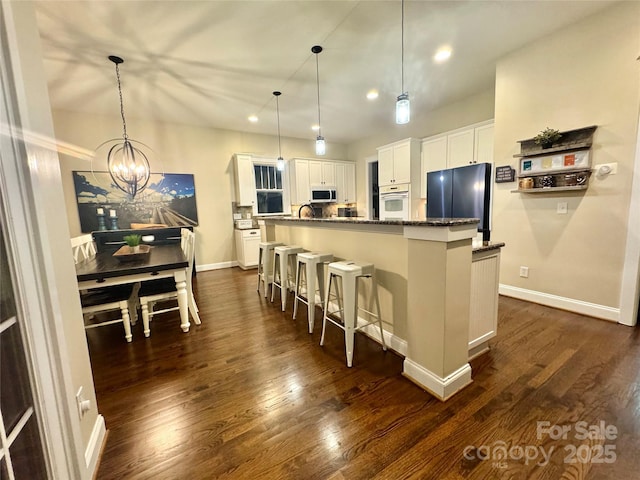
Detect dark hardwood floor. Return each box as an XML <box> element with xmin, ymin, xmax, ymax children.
<box><xmin>88</xmin><ymin>267</ymin><xmax>640</xmax><ymax>479</ymax></box>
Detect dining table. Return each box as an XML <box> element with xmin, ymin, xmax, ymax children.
<box><xmin>75</xmin><ymin>243</ymin><xmax>198</xmax><ymax>333</ymax></box>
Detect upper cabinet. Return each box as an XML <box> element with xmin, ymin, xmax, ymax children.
<box><xmin>447</xmin><ymin>129</ymin><xmax>475</xmax><ymax>169</ymax></box>
<box><xmin>420</xmin><ymin>121</ymin><xmax>494</xmax><ymax>198</ymax></box>
<box><xmin>290</xmin><ymin>158</ymin><xmax>356</xmax><ymax>205</ymax></box>
<box><xmin>309</xmin><ymin>160</ymin><xmax>336</xmax><ymax>186</ymax></box>
<box><xmin>335</xmin><ymin>162</ymin><xmax>356</xmax><ymax>203</ymax></box>
<box><xmin>290</xmin><ymin>158</ymin><xmax>311</xmax><ymax>205</ymax></box>
<box><xmin>234</xmin><ymin>154</ymin><xmax>256</xmax><ymax>207</ymax></box>
<box><xmin>377</xmin><ymin>138</ymin><xmax>421</xmax><ymax>186</ymax></box>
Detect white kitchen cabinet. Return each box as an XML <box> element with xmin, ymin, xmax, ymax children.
<box><xmin>377</xmin><ymin>138</ymin><xmax>420</xmax><ymax>186</ymax></box>
<box><xmin>309</xmin><ymin>160</ymin><xmax>336</xmax><ymax>186</ymax></box>
<box><xmin>235</xmin><ymin>228</ymin><xmax>261</xmax><ymax>269</ymax></box>
<box><xmin>419</xmin><ymin>121</ymin><xmax>494</xmax><ymax>199</ymax></box>
<box><xmin>335</xmin><ymin>162</ymin><xmax>356</xmax><ymax>203</ymax></box>
<box><xmin>468</xmin><ymin>248</ymin><xmax>500</xmax><ymax>359</ymax></box>
<box><xmin>474</xmin><ymin>123</ymin><xmax>494</xmax><ymax>165</ymax></box>
<box><xmin>290</xmin><ymin>159</ymin><xmax>311</xmax><ymax>205</ymax></box>
<box><xmin>447</xmin><ymin>129</ymin><xmax>475</xmax><ymax>169</ymax></box>
<box><xmin>420</xmin><ymin>136</ymin><xmax>448</xmax><ymax>200</ymax></box>
<box><xmin>234</xmin><ymin>154</ymin><xmax>256</xmax><ymax>207</ymax></box>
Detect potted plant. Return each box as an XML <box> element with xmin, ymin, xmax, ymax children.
<box><xmin>123</xmin><ymin>234</ymin><xmax>142</xmax><ymax>253</ymax></box>
<box><xmin>533</xmin><ymin>128</ymin><xmax>562</xmax><ymax>149</ymax></box>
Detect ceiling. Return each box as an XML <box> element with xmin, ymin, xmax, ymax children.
<box><xmin>34</xmin><ymin>0</ymin><xmax>614</xmax><ymax>146</ymax></box>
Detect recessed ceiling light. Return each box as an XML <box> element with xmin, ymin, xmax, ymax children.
<box><xmin>366</xmin><ymin>89</ymin><xmax>379</xmax><ymax>100</ymax></box>
<box><xmin>311</xmin><ymin>124</ymin><xmax>320</xmax><ymax>131</ymax></box>
<box><xmin>434</xmin><ymin>47</ymin><xmax>452</xmax><ymax>63</ymax></box>
<box><xmin>248</xmin><ymin>115</ymin><xmax>258</xmax><ymax>123</ymax></box>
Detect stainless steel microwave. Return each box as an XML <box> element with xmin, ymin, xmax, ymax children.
<box><xmin>310</xmin><ymin>187</ymin><xmax>337</xmax><ymax>203</ymax></box>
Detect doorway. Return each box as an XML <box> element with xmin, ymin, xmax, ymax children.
<box><xmin>368</xmin><ymin>159</ymin><xmax>379</xmax><ymax>220</ymax></box>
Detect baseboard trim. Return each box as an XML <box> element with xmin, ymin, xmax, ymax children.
<box><xmin>196</xmin><ymin>261</ymin><xmax>237</xmax><ymax>272</ymax></box>
<box><xmin>85</xmin><ymin>414</ymin><xmax>106</xmax><ymax>477</ymax></box>
<box><xmin>356</xmin><ymin>318</ymin><xmax>408</xmax><ymax>357</ymax></box>
<box><xmin>322</xmin><ymin>297</ymin><xmax>408</xmax><ymax>357</ymax></box>
<box><xmin>402</xmin><ymin>359</ymin><xmax>473</xmax><ymax>401</ymax></box>
<box><xmin>499</xmin><ymin>284</ymin><xmax>619</xmax><ymax>322</ymax></box>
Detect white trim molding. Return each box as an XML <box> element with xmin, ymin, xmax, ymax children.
<box><xmin>618</xmin><ymin>104</ymin><xmax>640</xmax><ymax>326</ymax></box>
<box><xmin>196</xmin><ymin>261</ymin><xmax>237</xmax><ymax>272</ymax></box>
<box><xmin>499</xmin><ymin>284</ymin><xmax>619</xmax><ymax>323</ymax></box>
<box><xmin>402</xmin><ymin>359</ymin><xmax>473</xmax><ymax>401</ymax></box>
<box><xmin>85</xmin><ymin>415</ymin><xmax>106</xmax><ymax>475</ymax></box>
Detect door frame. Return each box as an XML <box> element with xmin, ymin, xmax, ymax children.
<box><xmin>1</xmin><ymin>2</ymin><xmax>95</xmax><ymax>477</ymax></box>
<box><xmin>365</xmin><ymin>155</ymin><xmax>378</xmax><ymax>220</ymax></box>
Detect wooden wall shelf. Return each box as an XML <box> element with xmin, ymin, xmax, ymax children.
<box><xmin>514</xmin><ymin>125</ymin><xmax>597</xmax><ymax>158</ymax></box>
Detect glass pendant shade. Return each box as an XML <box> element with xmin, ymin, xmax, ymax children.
<box><xmin>315</xmin><ymin>135</ymin><xmax>326</xmax><ymax>156</ymax></box>
<box><xmin>396</xmin><ymin>93</ymin><xmax>410</xmax><ymax>125</ymax></box>
<box><xmin>276</xmin><ymin>156</ymin><xmax>285</xmax><ymax>171</ymax></box>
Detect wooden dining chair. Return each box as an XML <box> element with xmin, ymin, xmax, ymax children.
<box><xmin>71</xmin><ymin>235</ymin><xmax>139</xmax><ymax>342</ymax></box>
<box><xmin>139</xmin><ymin>229</ymin><xmax>201</xmax><ymax>337</ymax></box>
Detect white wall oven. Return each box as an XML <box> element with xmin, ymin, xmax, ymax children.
<box><xmin>379</xmin><ymin>183</ymin><xmax>410</xmax><ymax>220</ymax></box>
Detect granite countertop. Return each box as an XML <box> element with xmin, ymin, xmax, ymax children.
<box><xmin>262</xmin><ymin>216</ymin><xmax>480</xmax><ymax>227</ymax></box>
<box><xmin>473</xmin><ymin>242</ymin><xmax>505</xmax><ymax>253</ymax></box>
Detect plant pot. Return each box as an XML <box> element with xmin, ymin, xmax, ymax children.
<box><xmin>541</xmin><ymin>142</ymin><xmax>553</xmax><ymax>149</ymax></box>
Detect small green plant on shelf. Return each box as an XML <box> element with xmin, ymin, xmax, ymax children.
<box><xmin>123</xmin><ymin>234</ymin><xmax>142</xmax><ymax>251</ymax></box>
<box><xmin>533</xmin><ymin>128</ymin><xmax>562</xmax><ymax>148</ymax></box>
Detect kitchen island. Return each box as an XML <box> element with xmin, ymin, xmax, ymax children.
<box><xmin>260</xmin><ymin>216</ymin><xmax>504</xmax><ymax>401</ymax></box>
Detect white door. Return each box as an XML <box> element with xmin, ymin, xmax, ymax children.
<box><xmin>0</xmin><ymin>228</ymin><xmax>48</xmax><ymax>478</ymax></box>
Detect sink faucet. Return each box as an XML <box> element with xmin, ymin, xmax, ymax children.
<box><xmin>298</xmin><ymin>204</ymin><xmax>315</xmax><ymax>218</ymax></box>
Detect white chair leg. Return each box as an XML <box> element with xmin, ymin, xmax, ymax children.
<box><xmin>320</xmin><ymin>271</ymin><xmax>333</xmax><ymax>346</ymax></box>
<box><xmin>121</xmin><ymin>304</ymin><xmax>133</xmax><ymax>343</ymax></box>
<box><xmin>141</xmin><ymin>301</ymin><xmax>151</xmax><ymax>338</ymax></box>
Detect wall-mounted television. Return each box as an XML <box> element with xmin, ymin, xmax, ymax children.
<box><xmin>426</xmin><ymin>163</ymin><xmax>492</xmax><ymax>241</ymax></box>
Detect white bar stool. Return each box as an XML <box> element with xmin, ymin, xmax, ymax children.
<box><xmin>271</xmin><ymin>245</ymin><xmax>304</xmax><ymax>311</ymax></box>
<box><xmin>321</xmin><ymin>260</ymin><xmax>387</xmax><ymax>367</ymax></box>
<box><xmin>293</xmin><ymin>252</ymin><xmax>334</xmax><ymax>333</ymax></box>
<box><xmin>257</xmin><ymin>241</ymin><xmax>283</xmax><ymax>298</ymax></box>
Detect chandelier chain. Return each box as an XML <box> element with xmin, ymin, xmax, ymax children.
<box><xmin>115</xmin><ymin>62</ymin><xmax>128</xmax><ymax>140</ymax></box>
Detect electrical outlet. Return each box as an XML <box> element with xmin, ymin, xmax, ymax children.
<box><xmin>519</xmin><ymin>266</ymin><xmax>529</xmax><ymax>278</ymax></box>
<box><xmin>557</xmin><ymin>202</ymin><xmax>568</xmax><ymax>214</ymax></box>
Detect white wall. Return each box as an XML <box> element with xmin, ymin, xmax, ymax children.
<box><xmin>492</xmin><ymin>1</ymin><xmax>640</xmax><ymax>318</ymax></box>
<box><xmin>53</xmin><ymin>110</ymin><xmax>349</xmax><ymax>269</ymax></box>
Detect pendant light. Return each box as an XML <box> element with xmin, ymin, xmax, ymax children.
<box><xmin>101</xmin><ymin>55</ymin><xmax>151</xmax><ymax>198</ymax></box>
<box><xmin>396</xmin><ymin>0</ymin><xmax>410</xmax><ymax>124</ymax></box>
<box><xmin>273</xmin><ymin>91</ymin><xmax>285</xmax><ymax>171</ymax></box>
<box><xmin>312</xmin><ymin>45</ymin><xmax>326</xmax><ymax>156</ymax></box>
